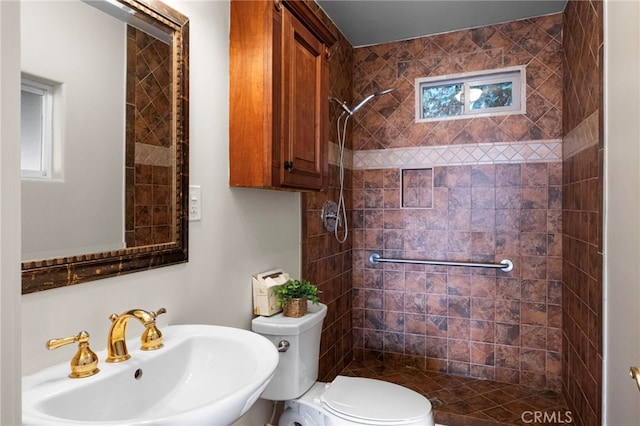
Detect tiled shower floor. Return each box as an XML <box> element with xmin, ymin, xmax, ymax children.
<box><xmin>340</xmin><ymin>360</ymin><xmax>570</xmax><ymax>426</ymax></box>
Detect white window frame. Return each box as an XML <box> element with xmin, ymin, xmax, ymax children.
<box><xmin>21</xmin><ymin>78</ymin><xmax>54</xmax><ymax>179</ymax></box>
<box><xmin>415</xmin><ymin>65</ymin><xmax>526</xmax><ymax>123</ymax></box>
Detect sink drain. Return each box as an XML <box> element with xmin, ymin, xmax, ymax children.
<box><xmin>134</xmin><ymin>369</ymin><xmax>143</xmax><ymax>380</ymax></box>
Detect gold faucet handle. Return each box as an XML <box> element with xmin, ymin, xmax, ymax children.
<box><xmin>46</xmin><ymin>330</ymin><xmax>100</xmax><ymax>379</ymax></box>
<box><xmin>152</xmin><ymin>307</ymin><xmax>167</xmax><ymax>319</ymax></box>
<box><xmin>141</xmin><ymin>307</ymin><xmax>167</xmax><ymax>351</ymax></box>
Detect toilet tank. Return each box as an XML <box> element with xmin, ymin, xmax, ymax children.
<box><xmin>251</xmin><ymin>302</ymin><xmax>327</xmax><ymax>401</ymax></box>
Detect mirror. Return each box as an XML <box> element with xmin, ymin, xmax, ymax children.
<box><xmin>21</xmin><ymin>0</ymin><xmax>189</xmax><ymax>294</ymax></box>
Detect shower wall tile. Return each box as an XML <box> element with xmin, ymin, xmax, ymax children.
<box><xmin>125</xmin><ymin>26</ymin><xmax>173</xmax><ymax>247</ymax></box>
<box><xmin>350</xmin><ymin>14</ymin><xmax>564</xmax><ymax>392</ymax></box>
<box><xmin>561</xmin><ymin>1</ymin><xmax>603</xmax><ymax>425</ymax></box>
<box><xmin>353</xmin><ymin>163</ymin><xmax>562</xmax><ymax>390</ymax></box>
<box><xmin>301</xmin><ymin>1</ymin><xmax>355</xmax><ymax>383</ymax></box>
<box><xmin>351</xmin><ymin>16</ymin><xmax>562</xmax><ymax>151</ymax></box>
<box><xmin>304</xmin><ymin>5</ymin><xmax>603</xmax><ymax>422</ymax></box>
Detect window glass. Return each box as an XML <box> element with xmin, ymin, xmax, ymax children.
<box><xmin>421</xmin><ymin>83</ymin><xmax>463</xmax><ymax>119</ymax></box>
<box><xmin>415</xmin><ymin>66</ymin><xmax>525</xmax><ymax>122</ymax></box>
<box><xmin>21</xmin><ymin>88</ymin><xmax>45</xmax><ymax>172</ymax></box>
<box><xmin>21</xmin><ymin>79</ymin><xmax>53</xmax><ymax>179</ymax></box>
<box><xmin>469</xmin><ymin>81</ymin><xmax>513</xmax><ymax>110</ymax></box>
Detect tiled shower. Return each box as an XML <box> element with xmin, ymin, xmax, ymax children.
<box><xmin>125</xmin><ymin>27</ymin><xmax>174</xmax><ymax>247</ymax></box>
<box><xmin>352</xmin><ymin>161</ymin><xmax>563</xmax><ymax>390</ymax></box>
<box><xmin>302</xmin><ymin>1</ymin><xmax>602</xmax><ymax>425</ymax></box>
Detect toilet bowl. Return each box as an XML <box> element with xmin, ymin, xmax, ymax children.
<box><xmin>279</xmin><ymin>376</ymin><xmax>434</xmax><ymax>425</ymax></box>
<box><xmin>251</xmin><ymin>303</ymin><xmax>434</xmax><ymax>426</ymax></box>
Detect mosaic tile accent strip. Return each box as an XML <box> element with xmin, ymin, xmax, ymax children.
<box><xmin>134</xmin><ymin>143</ymin><xmax>172</xmax><ymax>167</ymax></box>
<box><xmin>562</xmin><ymin>111</ymin><xmax>598</xmax><ymax>160</ymax></box>
<box><xmin>328</xmin><ymin>141</ymin><xmax>353</xmax><ymax>168</ymax></box>
<box><xmin>352</xmin><ymin>139</ymin><xmax>561</xmax><ymax>170</ymax></box>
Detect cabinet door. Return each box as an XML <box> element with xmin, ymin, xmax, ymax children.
<box><xmin>280</xmin><ymin>8</ymin><xmax>327</xmax><ymax>190</ymax></box>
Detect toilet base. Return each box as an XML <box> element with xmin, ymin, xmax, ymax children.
<box><xmin>278</xmin><ymin>380</ymin><xmax>435</xmax><ymax>426</ymax></box>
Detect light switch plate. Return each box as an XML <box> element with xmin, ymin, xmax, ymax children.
<box><xmin>189</xmin><ymin>185</ymin><xmax>202</xmax><ymax>221</ymax></box>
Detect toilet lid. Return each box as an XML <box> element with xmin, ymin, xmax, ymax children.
<box><xmin>320</xmin><ymin>376</ymin><xmax>432</xmax><ymax>424</ymax></box>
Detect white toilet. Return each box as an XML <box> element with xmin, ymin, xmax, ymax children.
<box><xmin>251</xmin><ymin>302</ymin><xmax>435</xmax><ymax>426</ymax></box>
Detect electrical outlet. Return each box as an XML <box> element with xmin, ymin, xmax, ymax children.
<box><xmin>189</xmin><ymin>185</ymin><xmax>202</xmax><ymax>221</ymax></box>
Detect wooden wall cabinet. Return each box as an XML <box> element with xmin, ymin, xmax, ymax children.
<box><xmin>229</xmin><ymin>0</ymin><xmax>337</xmax><ymax>191</ymax></box>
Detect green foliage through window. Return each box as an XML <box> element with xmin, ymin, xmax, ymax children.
<box><xmin>470</xmin><ymin>82</ymin><xmax>513</xmax><ymax>110</ymax></box>
<box><xmin>415</xmin><ymin>66</ymin><xmax>524</xmax><ymax>122</ymax></box>
<box><xmin>421</xmin><ymin>83</ymin><xmax>463</xmax><ymax>119</ymax></box>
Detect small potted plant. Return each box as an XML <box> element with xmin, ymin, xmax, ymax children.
<box><xmin>274</xmin><ymin>278</ymin><xmax>319</xmax><ymax>317</ymax></box>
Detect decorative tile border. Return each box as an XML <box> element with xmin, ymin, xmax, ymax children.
<box><xmin>135</xmin><ymin>143</ymin><xmax>172</xmax><ymax>167</ymax></box>
<box><xmin>328</xmin><ymin>141</ymin><xmax>353</xmax><ymax>168</ymax></box>
<box><xmin>347</xmin><ymin>140</ymin><xmax>561</xmax><ymax>170</ymax></box>
<box><xmin>562</xmin><ymin>111</ymin><xmax>598</xmax><ymax>160</ymax></box>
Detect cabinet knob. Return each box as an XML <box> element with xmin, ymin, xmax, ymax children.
<box><xmin>284</xmin><ymin>161</ymin><xmax>294</xmax><ymax>171</ymax></box>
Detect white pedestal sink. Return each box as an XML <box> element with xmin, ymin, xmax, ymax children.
<box><xmin>23</xmin><ymin>324</ymin><xmax>279</xmax><ymax>425</ymax></box>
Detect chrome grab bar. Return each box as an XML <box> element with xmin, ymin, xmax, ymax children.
<box><xmin>368</xmin><ymin>253</ymin><xmax>513</xmax><ymax>272</ymax></box>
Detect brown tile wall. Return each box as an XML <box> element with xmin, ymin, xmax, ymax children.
<box><xmin>353</xmin><ymin>163</ymin><xmax>563</xmax><ymax>390</ymax></box>
<box><xmin>302</xmin><ymin>165</ymin><xmax>355</xmax><ymax>381</ymax></box>
<box><xmin>561</xmin><ymin>1</ymin><xmax>603</xmax><ymax>425</ymax></box>
<box><xmin>297</xmin><ymin>2</ymin><xmax>607</xmax><ymax>421</ymax></box>
<box><xmin>125</xmin><ymin>26</ymin><xmax>173</xmax><ymax>247</ymax></box>
<box><xmin>351</xmin><ymin>15</ymin><xmax>563</xmax><ymax>151</ymax></box>
<box><xmin>303</xmin><ymin>1</ymin><xmax>356</xmax><ymax>382</ymax></box>
<box><xmin>350</xmin><ymin>15</ymin><xmax>565</xmax><ymax>391</ymax></box>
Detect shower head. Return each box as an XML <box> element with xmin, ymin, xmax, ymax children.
<box><xmin>328</xmin><ymin>88</ymin><xmax>394</xmax><ymax>244</ymax></box>
<box><xmin>376</xmin><ymin>87</ymin><xmax>396</xmax><ymax>96</ymax></box>
<box><xmin>350</xmin><ymin>87</ymin><xmax>396</xmax><ymax>115</ymax></box>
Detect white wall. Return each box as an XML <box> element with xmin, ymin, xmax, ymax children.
<box><xmin>604</xmin><ymin>0</ymin><xmax>640</xmax><ymax>424</ymax></box>
<box><xmin>21</xmin><ymin>1</ymin><xmax>125</xmax><ymax>261</ymax></box>
<box><xmin>0</xmin><ymin>1</ymin><xmax>23</xmax><ymax>423</ymax></box>
<box><xmin>5</xmin><ymin>0</ymin><xmax>301</xmax><ymax>424</ymax></box>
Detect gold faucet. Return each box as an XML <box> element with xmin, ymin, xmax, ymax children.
<box><xmin>106</xmin><ymin>307</ymin><xmax>166</xmax><ymax>363</ymax></box>
<box><xmin>47</xmin><ymin>330</ymin><xmax>100</xmax><ymax>378</ymax></box>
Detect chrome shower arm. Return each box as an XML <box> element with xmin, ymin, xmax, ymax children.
<box><xmin>329</xmin><ymin>96</ymin><xmax>352</xmax><ymax>115</ymax></box>
<box><xmin>350</xmin><ymin>94</ymin><xmax>376</xmax><ymax>114</ymax></box>
<box><xmin>330</xmin><ymin>87</ymin><xmax>395</xmax><ymax>117</ymax></box>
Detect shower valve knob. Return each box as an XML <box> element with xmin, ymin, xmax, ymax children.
<box><xmin>284</xmin><ymin>161</ymin><xmax>294</xmax><ymax>171</ymax></box>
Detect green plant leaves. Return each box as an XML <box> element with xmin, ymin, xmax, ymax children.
<box><xmin>274</xmin><ymin>279</ymin><xmax>320</xmax><ymax>307</ymax></box>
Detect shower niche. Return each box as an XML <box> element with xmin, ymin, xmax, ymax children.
<box><xmin>229</xmin><ymin>0</ymin><xmax>337</xmax><ymax>191</ymax></box>
<box><xmin>401</xmin><ymin>168</ymin><xmax>434</xmax><ymax>209</ymax></box>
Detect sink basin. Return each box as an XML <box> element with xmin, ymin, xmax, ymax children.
<box><xmin>23</xmin><ymin>324</ymin><xmax>279</xmax><ymax>425</ymax></box>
